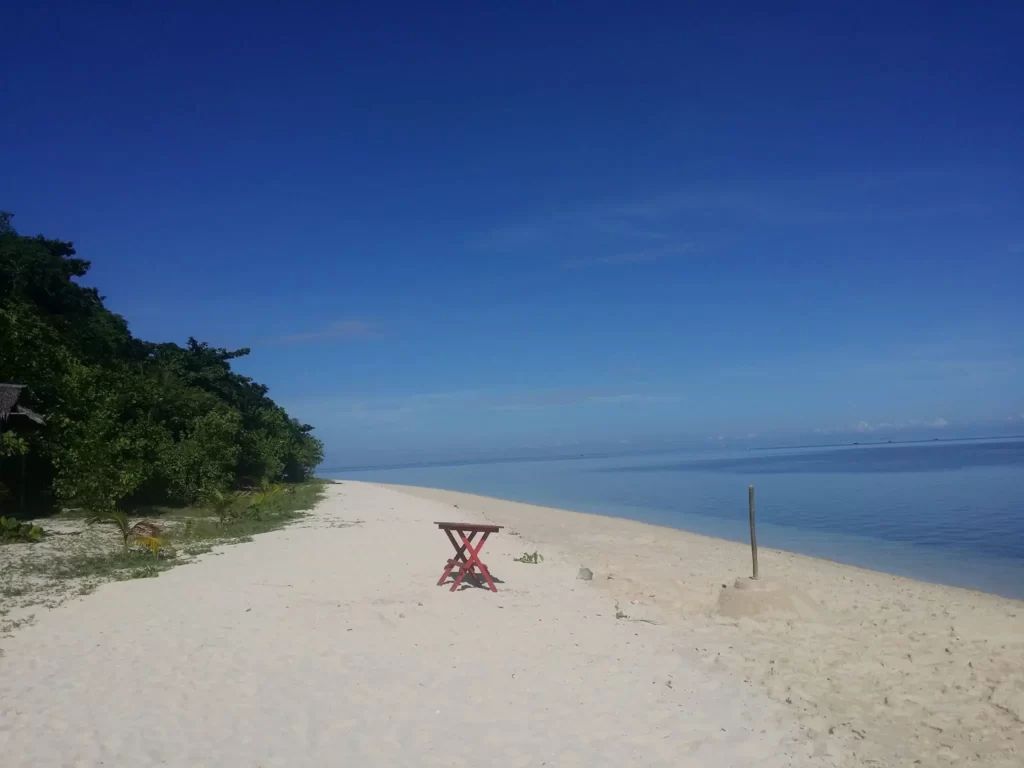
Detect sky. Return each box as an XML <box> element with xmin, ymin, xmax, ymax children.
<box><xmin>2</xmin><ymin>1</ymin><xmax>1022</xmax><ymax>466</ymax></box>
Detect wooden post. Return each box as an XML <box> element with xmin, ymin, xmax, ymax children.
<box><xmin>20</xmin><ymin>453</ymin><xmax>27</xmax><ymax>512</ymax></box>
<box><xmin>748</xmin><ymin>484</ymin><xmax>759</xmax><ymax>580</ymax></box>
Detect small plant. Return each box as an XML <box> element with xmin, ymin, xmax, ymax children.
<box><xmin>253</xmin><ymin>478</ymin><xmax>283</xmax><ymax>505</ymax></box>
<box><xmin>129</xmin><ymin>520</ymin><xmax>166</xmax><ymax>554</ymax></box>
<box><xmin>86</xmin><ymin>508</ymin><xmax>132</xmax><ymax>550</ymax></box>
<box><xmin>86</xmin><ymin>510</ymin><xmax>164</xmax><ymax>553</ymax></box>
<box><xmin>203</xmin><ymin>488</ymin><xmax>244</xmax><ymax>525</ymax></box>
<box><xmin>513</xmin><ymin>551</ymin><xmax>544</xmax><ymax>564</ymax></box>
<box><xmin>614</xmin><ymin>602</ymin><xmax>628</xmax><ymax>620</ymax></box>
<box><xmin>239</xmin><ymin>479</ymin><xmax>284</xmax><ymax>522</ymax></box>
<box><xmin>0</xmin><ymin>516</ymin><xmax>44</xmax><ymax>543</ymax></box>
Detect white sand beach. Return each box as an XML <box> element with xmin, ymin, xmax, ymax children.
<box><xmin>2</xmin><ymin>480</ymin><xmax>1023</xmax><ymax>766</ymax></box>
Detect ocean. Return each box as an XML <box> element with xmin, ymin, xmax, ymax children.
<box><xmin>327</xmin><ymin>438</ymin><xmax>1024</xmax><ymax>600</ymax></box>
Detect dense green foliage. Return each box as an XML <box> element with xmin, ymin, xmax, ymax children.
<box><xmin>1</xmin><ymin>516</ymin><xmax>44</xmax><ymax>543</ymax></box>
<box><xmin>0</xmin><ymin>213</ymin><xmax>323</xmax><ymax>512</ymax></box>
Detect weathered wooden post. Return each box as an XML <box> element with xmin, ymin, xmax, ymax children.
<box><xmin>748</xmin><ymin>484</ymin><xmax>759</xmax><ymax>580</ymax></box>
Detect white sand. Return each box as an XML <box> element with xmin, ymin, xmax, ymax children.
<box><xmin>1</xmin><ymin>481</ymin><xmax>1022</xmax><ymax>766</ymax></box>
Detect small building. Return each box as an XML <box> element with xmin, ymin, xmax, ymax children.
<box><xmin>0</xmin><ymin>383</ymin><xmax>45</xmax><ymax>426</ymax></box>
<box><xmin>0</xmin><ymin>383</ymin><xmax>46</xmax><ymax>511</ymax></box>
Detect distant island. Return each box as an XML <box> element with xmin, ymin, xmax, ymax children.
<box><xmin>758</xmin><ymin>434</ymin><xmax>1024</xmax><ymax>452</ymax></box>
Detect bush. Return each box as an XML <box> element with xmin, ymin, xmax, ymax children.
<box><xmin>0</xmin><ymin>213</ymin><xmax>324</xmax><ymax>510</ymax></box>
<box><xmin>0</xmin><ymin>516</ymin><xmax>44</xmax><ymax>543</ymax></box>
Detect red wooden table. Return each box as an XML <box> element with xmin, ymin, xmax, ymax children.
<box><xmin>435</xmin><ymin>522</ymin><xmax>503</xmax><ymax>592</ymax></box>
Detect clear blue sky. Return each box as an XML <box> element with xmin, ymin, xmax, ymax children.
<box><xmin>3</xmin><ymin>1</ymin><xmax>1022</xmax><ymax>465</ymax></box>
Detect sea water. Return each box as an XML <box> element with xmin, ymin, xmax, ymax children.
<box><xmin>328</xmin><ymin>438</ymin><xmax>1024</xmax><ymax>599</ymax></box>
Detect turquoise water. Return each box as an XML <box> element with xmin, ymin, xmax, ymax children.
<box><xmin>327</xmin><ymin>439</ymin><xmax>1024</xmax><ymax>599</ymax></box>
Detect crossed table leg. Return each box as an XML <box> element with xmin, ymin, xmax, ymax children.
<box><xmin>435</xmin><ymin>523</ymin><xmax>502</xmax><ymax>592</ymax></box>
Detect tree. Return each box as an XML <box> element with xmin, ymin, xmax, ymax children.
<box><xmin>0</xmin><ymin>213</ymin><xmax>324</xmax><ymax>511</ymax></box>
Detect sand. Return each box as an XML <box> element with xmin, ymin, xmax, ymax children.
<box><xmin>1</xmin><ymin>481</ymin><xmax>1022</xmax><ymax>766</ymax></box>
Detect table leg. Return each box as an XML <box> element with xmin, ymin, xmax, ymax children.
<box><xmin>438</xmin><ymin>530</ymin><xmax>481</xmax><ymax>587</ymax></box>
<box><xmin>450</xmin><ymin>531</ymin><xmax>496</xmax><ymax>592</ymax></box>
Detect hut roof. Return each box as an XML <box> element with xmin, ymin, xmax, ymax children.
<box><xmin>0</xmin><ymin>384</ymin><xmax>45</xmax><ymax>424</ymax></box>
<box><xmin>0</xmin><ymin>383</ymin><xmax>25</xmax><ymax>421</ymax></box>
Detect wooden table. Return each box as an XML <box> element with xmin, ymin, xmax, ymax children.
<box><xmin>435</xmin><ymin>522</ymin><xmax>503</xmax><ymax>592</ymax></box>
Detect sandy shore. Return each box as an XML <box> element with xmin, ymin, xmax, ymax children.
<box><xmin>2</xmin><ymin>481</ymin><xmax>1022</xmax><ymax>766</ymax></box>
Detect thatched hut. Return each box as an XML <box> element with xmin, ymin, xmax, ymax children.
<box><xmin>0</xmin><ymin>383</ymin><xmax>46</xmax><ymax>511</ymax></box>
<box><xmin>0</xmin><ymin>383</ymin><xmax>45</xmax><ymax>425</ymax></box>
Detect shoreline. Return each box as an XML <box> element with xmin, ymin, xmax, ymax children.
<box><xmin>377</xmin><ymin>480</ymin><xmax>1024</xmax><ymax>604</ymax></box>
<box><xmin>2</xmin><ymin>480</ymin><xmax>1022</xmax><ymax>765</ymax></box>
<box><xmin>380</xmin><ymin>480</ymin><xmax>1024</xmax><ymax>765</ymax></box>
<box><xmin>1</xmin><ymin>480</ymin><xmax>830</xmax><ymax>766</ymax></box>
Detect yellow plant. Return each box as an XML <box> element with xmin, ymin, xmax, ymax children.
<box><xmin>133</xmin><ymin>534</ymin><xmax>164</xmax><ymax>554</ymax></box>
<box><xmin>129</xmin><ymin>520</ymin><xmax>164</xmax><ymax>554</ymax></box>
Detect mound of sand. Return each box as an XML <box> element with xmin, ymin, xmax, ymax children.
<box><xmin>716</xmin><ymin>577</ymin><xmax>827</xmax><ymax>621</ymax></box>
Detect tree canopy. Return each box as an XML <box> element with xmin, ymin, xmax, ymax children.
<box><xmin>0</xmin><ymin>213</ymin><xmax>323</xmax><ymax>511</ymax></box>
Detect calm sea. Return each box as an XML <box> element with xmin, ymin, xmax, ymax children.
<box><xmin>328</xmin><ymin>438</ymin><xmax>1024</xmax><ymax>600</ymax></box>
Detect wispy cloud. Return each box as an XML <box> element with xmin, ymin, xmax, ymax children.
<box><xmin>473</xmin><ymin>168</ymin><xmax>1013</xmax><ymax>264</ymax></box>
<box><xmin>469</xmin><ymin>203</ymin><xmax>678</xmax><ymax>255</ymax></box>
<box><xmin>850</xmin><ymin>417</ymin><xmax>949</xmax><ymax>433</ymax></box>
<box><xmin>283</xmin><ymin>387</ymin><xmax>683</xmax><ymax>428</ymax></box>
<box><xmin>708</xmin><ymin>432</ymin><xmax>759</xmax><ymax>442</ymax></box>
<box><xmin>266</xmin><ymin>320</ymin><xmax>380</xmax><ymax>344</ymax></box>
<box><xmin>564</xmin><ymin>244</ymin><xmax>694</xmax><ymax>269</ymax></box>
<box><xmin>487</xmin><ymin>391</ymin><xmax>683</xmax><ymax>411</ymax></box>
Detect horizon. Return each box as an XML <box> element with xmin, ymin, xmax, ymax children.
<box><xmin>323</xmin><ymin>431</ymin><xmax>1024</xmax><ymax>474</ymax></box>
<box><xmin>3</xmin><ymin>1</ymin><xmax>1022</xmax><ymax>465</ymax></box>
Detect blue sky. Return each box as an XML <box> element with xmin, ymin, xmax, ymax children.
<box><xmin>3</xmin><ymin>1</ymin><xmax>1022</xmax><ymax>465</ymax></box>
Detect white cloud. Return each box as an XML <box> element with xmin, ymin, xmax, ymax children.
<box><xmin>488</xmin><ymin>403</ymin><xmax>548</xmax><ymax>412</ymax></box>
<box><xmin>585</xmin><ymin>394</ymin><xmax>637</xmax><ymax>405</ymax></box>
<box><xmin>564</xmin><ymin>244</ymin><xmax>693</xmax><ymax>269</ymax></box>
<box><xmin>266</xmin><ymin>320</ymin><xmax>379</xmax><ymax>344</ymax></box>
<box><xmin>844</xmin><ymin>417</ymin><xmax>950</xmax><ymax>433</ymax></box>
<box><xmin>288</xmin><ymin>387</ymin><xmax>681</xmax><ymax>428</ymax></box>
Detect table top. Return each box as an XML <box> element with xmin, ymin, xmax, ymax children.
<box><xmin>434</xmin><ymin>522</ymin><xmax>504</xmax><ymax>533</ymax></box>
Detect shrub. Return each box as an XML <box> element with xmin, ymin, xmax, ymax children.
<box><xmin>0</xmin><ymin>516</ymin><xmax>44</xmax><ymax>543</ymax></box>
